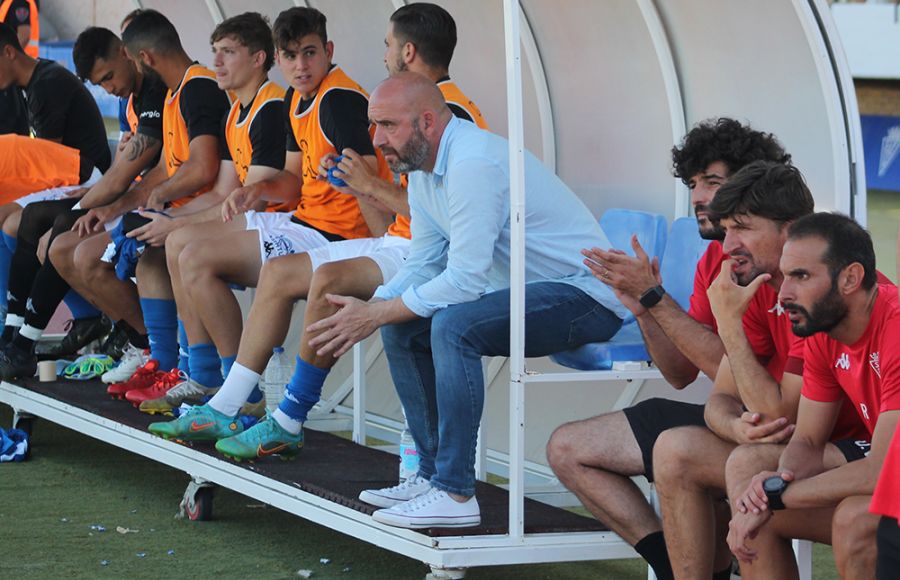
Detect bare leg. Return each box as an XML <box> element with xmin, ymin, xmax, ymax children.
<box><xmin>547</xmin><ymin>412</ymin><xmax>660</xmax><ymax>545</ymax></box>
<box><xmin>232</xmin><ymin>252</ymin><xmax>314</xmax><ymax>373</ymax></box>
<box><xmin>724</xmin><ymin>442</ymin><xmax>850</xmax><ymax>580</ymax></box>
<box><xmin>1</xmin><ymin>206</ymin><xmax>22</xmax><ymax>238</ymax></box>
<box><xmin>833</xmin><ymin>495</ymin><xmax>878</xmax><ymax>580</ymax></box>
<box><xmin>653</xmin><ymin>426</ymin><xmax>734</xmax><ymax>580</ymax></box>
<box><xmin>72</xmin><ymin>231</ymin><xmax>145</xmax><ymax>332</ymax></box>
<box><xmin>165</xmin><ymin>216</ymin><xmax>247</xmax><ymax>346</ymax></box>
<box><xmin>0</xmin><ymin>203</ymin><xmax>22</xmax><ymax>234</ymax></box>
<box><xmin>136</xmin><ymin>246</ymin><xmax>173</xmax><ymax>300</ymax></box>
<box><xmin>179</xmin><ymin>229</ymin><xmax>263</xmax><ymax>358</ymax></box>
<box><xmin>299</xmin><ymin>256</ymin><xmax>385</xmax><ymax>368</ymax></box>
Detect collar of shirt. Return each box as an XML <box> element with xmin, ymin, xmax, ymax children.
<box><xmin>430</xmin><ymin>115</ymin><xmax>461</xmax><ymax>181</ymax></box>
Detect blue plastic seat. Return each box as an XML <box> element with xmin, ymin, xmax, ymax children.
<box><xmin>551</xmin><ymin>214</ymin><xmax>710</xmax><ymax>371</ymax></box>
<box><xmin>598</xmin><ymin>208</ymin><xmax>668</xmax><ymax>260</ymax></box>
<box><xmin>550</xmin><ymin>209</ymin><xmax>666</xmax><ymax>370</ymax></box>
<box><xmin>660</xmin><ymin>217</ymin><xmax>712</xmax><ymax>310</ymax></box>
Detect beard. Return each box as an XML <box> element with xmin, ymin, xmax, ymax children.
<box><xmin>382</xmin><ymin>121</ymin><xmax>429</xmax><ymax>173</ymax></box>
<box><xmin>694</xmin><ymin>204</ymin><xmax>724</xmax><ymax>241</ymax></box>
<box><xmin>783</xmin><ymin>283</ymin><xmax>848</xmax><ymax>337</ymax></box>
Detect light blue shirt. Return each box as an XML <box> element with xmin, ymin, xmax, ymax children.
<box><xmin>374</xmin><ymin>116</ymin><xmax>628</xmax><ymax>320</ymax></box>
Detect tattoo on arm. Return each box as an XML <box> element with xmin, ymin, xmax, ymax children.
<box><xmin>124</xmin><ymin>133</ymin><xmax>159</xmax><ymax>162</ymax></box>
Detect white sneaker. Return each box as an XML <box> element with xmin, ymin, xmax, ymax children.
<box><xmin>372</xmin><ymin>487</ymin><xmax>480</xmax><ymax>529</ymax></box>
<box><xmin>101</xmin><ymin>345</ymin><xmax>149</xmax><ymax>384</ymax></box>
<box><xmin>358</xmin><ymin>474</ymin><xmax>432</xmax><ymax>508</ymax></box>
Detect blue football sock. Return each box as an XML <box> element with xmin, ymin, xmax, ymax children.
<box><xmin>246</xmin><ymin>384</ymin><xmax>263</xmax><ymax>404</ymax></box>
<box><xmin>63</xmin><ymin>290</ymin><xmax>101</xmax><ymax>319</ymax></box>
<box><xmin>2</xmin><ymin>232</ymin><xmax>15</xmax><ymax>253</ymax></box>
<box><xmin>0</xmin><ymin>233</ymin><xmax>14</xmax><ymax>333</ymax></box>
<box><xmin>277</xmin><ymin>357</ymin><xmax>330</xmax><ymax>422</ymax></box>
<box><xmin>176</xmin><ymin>319</ymin><xmax>189</xmax><ymax>373</ymax></box>
<box><xmin>221</xmin><ymin>355</ymin><xmax>236</xmax><ymax>378</ymax></box>
<box><xmin>188</xmin><ymin>343</ymin><xmax>224</xmax><ymax>387</ymax></box>
<box><xmin>140</xmin><ymin>298</ymin><xmax>178</xmax><ymax>370</ymax></box>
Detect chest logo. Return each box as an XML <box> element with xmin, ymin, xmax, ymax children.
<box><xmin>768</xmin><ymin>302</ymin><xmax>786</xmax><ymax>316</ymax></box>
<box><xmin>835</xmin><ymin>353</ymin><xmax>851</xmax><ymax>371</ymax></box>
<box><xmin>870</xmin><ymin>352</ymin><xmax>881</xmax><ymax>378</ymax></box>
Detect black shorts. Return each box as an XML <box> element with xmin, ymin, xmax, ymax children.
<box><xmin>622</xmin><ymin>397</ymin><xmax>706</xmax><ymax>482</ymax></box>
<box><xmin>878</xmin><ymin>517</ymin><xmax>900</xmax><ymax>579</ymax></box>
<box><xmin>834</xmin><ymin>438</ymin><xmax>871</xmax><ymax>463</ymax></box>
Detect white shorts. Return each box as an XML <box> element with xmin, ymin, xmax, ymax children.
<box><xmin>244</xmin><ymin>210</ymin><xmax>331</xmax><ymax>263</ymax></box>
<box><xmin>14</xmin><ymin>168</ymin><xmax>103</xmax><ymax>207</ymax></box>
<box><xmin>307</xmin><ymin>234</ymin><xmax>410</xmax><ymax>282</ymax></box>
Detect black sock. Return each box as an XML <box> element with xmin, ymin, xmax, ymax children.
<box><xmin>712</xmin><ymin>564</ymin><xmax>733</xmax><ymax>580</ymax></box>
<box><xmin>634</xmin><ymin>531</ymin><xmax>674</xmax><ymax>580</ymax></box>
<box><xmin>12</xmin><ymin>333</ymin><xmax>36</xmax><ymax>354</ymax></box>
<box><xmin>117</xmin><ymin>320</ymin><xmax>149</xmax><ymax>350</ymax></box>
<box><xmin>1</xmin><ymin>325</ymin><xmax>17</xmax><ymax>343</ymax></box>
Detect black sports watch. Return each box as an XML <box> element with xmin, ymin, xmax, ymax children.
<box><xmin>762</xmin><ymin>475</ymin><xmax>789</xmax><ymax>511</ymax></box>
<box><xmin>639</xmin><ymin>285</ymin><xmax>666</xmax><ymax>309</ymax></box>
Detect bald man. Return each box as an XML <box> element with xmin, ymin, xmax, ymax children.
<box><xmin>292</xmin><ymin>72</ymin><xmax>627</xmax><ymax>529</ymax></box>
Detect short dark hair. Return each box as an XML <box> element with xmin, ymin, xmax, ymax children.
<box><xmin>211</xmin><ymin>12</ymin><xmax>274</xmax><ymax>72</ymax></box>
<box><xmin>788</xmin><ymin>213</ymin><xmax>878</xmax><ymax>291</ymax></box>
<box><xmin>708</xmin><ymin>160</ymin><xmax>814</xmax><ymax>225</ymax></box>
<box><xmin>121</xmin><ymin>9</ymin><xmax>183</xmax><ymax>57</ymax></box>
<box><xmin>73</xmin><ymin>27</ymin><xmax>121</xmax><ymax>82</ymax></box>
<box><xmin>390</xmin><ymin>3</ymin><xmax>457</xmax><ymax>70</ymax></box>
<box><xmin>120</xmin><ymin>8</ymin><xmax>144</xmax><ymax>32</ymax></box>
<box><xmin>272</xmin><ymin>7</ymin><xmax>327</xmax><ymax>51</ymax></box>
<box><xmin>672</xmin><ymin>118</ymin><xmax>791</xmax><ymax>185</ymax></box>
<box><xmin>0</xmin><ymin>22</ymin><xmax>23</xmax><ymax>53</ymax></box>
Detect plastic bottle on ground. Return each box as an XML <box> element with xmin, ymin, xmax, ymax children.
<box><xmin>399</xmin><ymin>422</ymin><xmax>419</xmax><ymax>481</ymax></box>
<box><xmin>262</xmin><ymin>347</ymin><xmax>292</xmax><ymax>414</ymax></box>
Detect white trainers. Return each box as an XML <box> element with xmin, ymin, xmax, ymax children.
<box><xmin>101</xmin><ymin>345</ymin><xmax>149</xmax><ymax>384</ymax></box>
<box><xmin>358</xmin><ymin>474</ymin><xmax>432</xmax><ymax>508</ymax></box>
<box><xmin>372</xmin><ymin>487</ymin><xmax>480</xmax><ymax>529</ymax></box>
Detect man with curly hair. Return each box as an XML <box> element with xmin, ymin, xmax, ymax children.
<box><xmin>547</xmin><ymin>118</ymin><xmax>791</xmax><ymax>580</ymax></box>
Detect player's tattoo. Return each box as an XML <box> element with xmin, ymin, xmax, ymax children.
<box><xmin>124</xmin><ymin>133</ymin><xmax>160</xmax><ymax>162</ymax></box>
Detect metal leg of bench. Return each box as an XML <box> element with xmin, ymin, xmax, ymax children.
<box><xmin>352</xmin><ymin>342</ymin><xmax>366</xmax><ymax>445</ymax></box>
<box><xmin>793</xmin><ymin>538</ymin><xmax>812</xmax><ymax>580</ymax></box>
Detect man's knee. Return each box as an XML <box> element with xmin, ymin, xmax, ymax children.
<box><xmin>164</xmin><ymin>225</ymin><xmax>191</xmax><ymax>264</ymax></box>
<box><xmin>833</xmin><ymin>497</ymin><xmax>878</xmax><ymax>566</ymax></box>
<box><xmin>2</xmin><ymin>207</ymin><xmax>21</xmax><ymax>238</ymax></box>
<box><xmin>653</xmin><ymin>427</ymin><xmax>703</xmax><ymax>484</ymax></box>
<box><xmin>48</xmin><ymin>231</ymin><xmax>77</xmax><ymax>271</ymax></box>
<box><xmin>547</xmin><ymin>421</ymin><xmax>580</xmax><ymax>475</ymax></box>
<box><xmin>259</xmin><ymin>254</ymin><xmax>305</xmax><ymax>294</ymax></box>
<box><xmin>177</xmin><ymin>242</ymin><xmax>215</xmax><ymax>285</ymax></box>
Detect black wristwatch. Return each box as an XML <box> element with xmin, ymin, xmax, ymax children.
<box><xmin>639</xmin><ymin>285</ymin><xmax>666</xmax><ymax>309</ymax></box>
<box><xmin>762</xmin><ymin>475</ymin><xmax>789</xmax><ymax>511</ymax></box>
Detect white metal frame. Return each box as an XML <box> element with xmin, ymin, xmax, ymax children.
<box><xmin>0</xmin><ymin>381</ymin><xmax>637</xmax><ymax>573</ymax></box>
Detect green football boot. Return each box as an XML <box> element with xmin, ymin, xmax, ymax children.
<box><xmin>148</xmin><ymin>404</ymin><xmax>243</xmax><ymax>441</ymax></box>
<box><xmin>215</xmin><ymin>416</ymin><xmax>304</xmax><ymax>461</ymax></box>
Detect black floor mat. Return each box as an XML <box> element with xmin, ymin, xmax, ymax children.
<box><xmin>13</xmin><ymin>377</ymin><xmax>608</xmax><ymax>537</ymax></box>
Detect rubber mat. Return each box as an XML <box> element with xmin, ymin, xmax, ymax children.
<box><xmin>14</xmin><ymin>378</ymin><xmax>608</xmax><ymax>537</ymax></box>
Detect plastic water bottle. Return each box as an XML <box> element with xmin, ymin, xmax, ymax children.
<box><xmin>262</xmin><ymin>347</ymin><xmax>292</xmax><ymax>414</ymax></box>
<box><xmin>399</xmin><ymin>423</ymin><xmax>419</xmax><ymax>481</ymax></box>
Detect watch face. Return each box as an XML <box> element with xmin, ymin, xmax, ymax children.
<box><xmin>763</xmin><ymin>476</ymin><xmax>785</xmax><ymax>494</ymax></box>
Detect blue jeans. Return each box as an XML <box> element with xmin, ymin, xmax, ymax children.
<box><xmin>381</xmin><ymin>282</ymin><xmax>622</xmax><ymax>496</ymax></box>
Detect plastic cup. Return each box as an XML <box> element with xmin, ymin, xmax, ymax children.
<box><xmin>38</xmin><ymin>360</ymin><xmax>57</xmax><ymax>382</ymax></box>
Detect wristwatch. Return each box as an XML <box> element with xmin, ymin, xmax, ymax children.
<box><xmin>639</xmin><ymin>285</ymin><xmax>666</xmax><ymax>309</ymax></box>
<box><xmin>762</xmin><ymin>475</ymin><xmax>789</xmax><ymax>510</ymax></box>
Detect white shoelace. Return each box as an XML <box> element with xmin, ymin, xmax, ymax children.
<box><xmin>397</xmin><ymin>488</ymin><xmax>443</xmax><ymax>513</ymax></box>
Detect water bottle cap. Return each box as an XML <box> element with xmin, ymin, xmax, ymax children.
<box><xmin>273</xmin><ymin>346</ymin><xmax>284</xmax><ymax>353</ymax></box>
